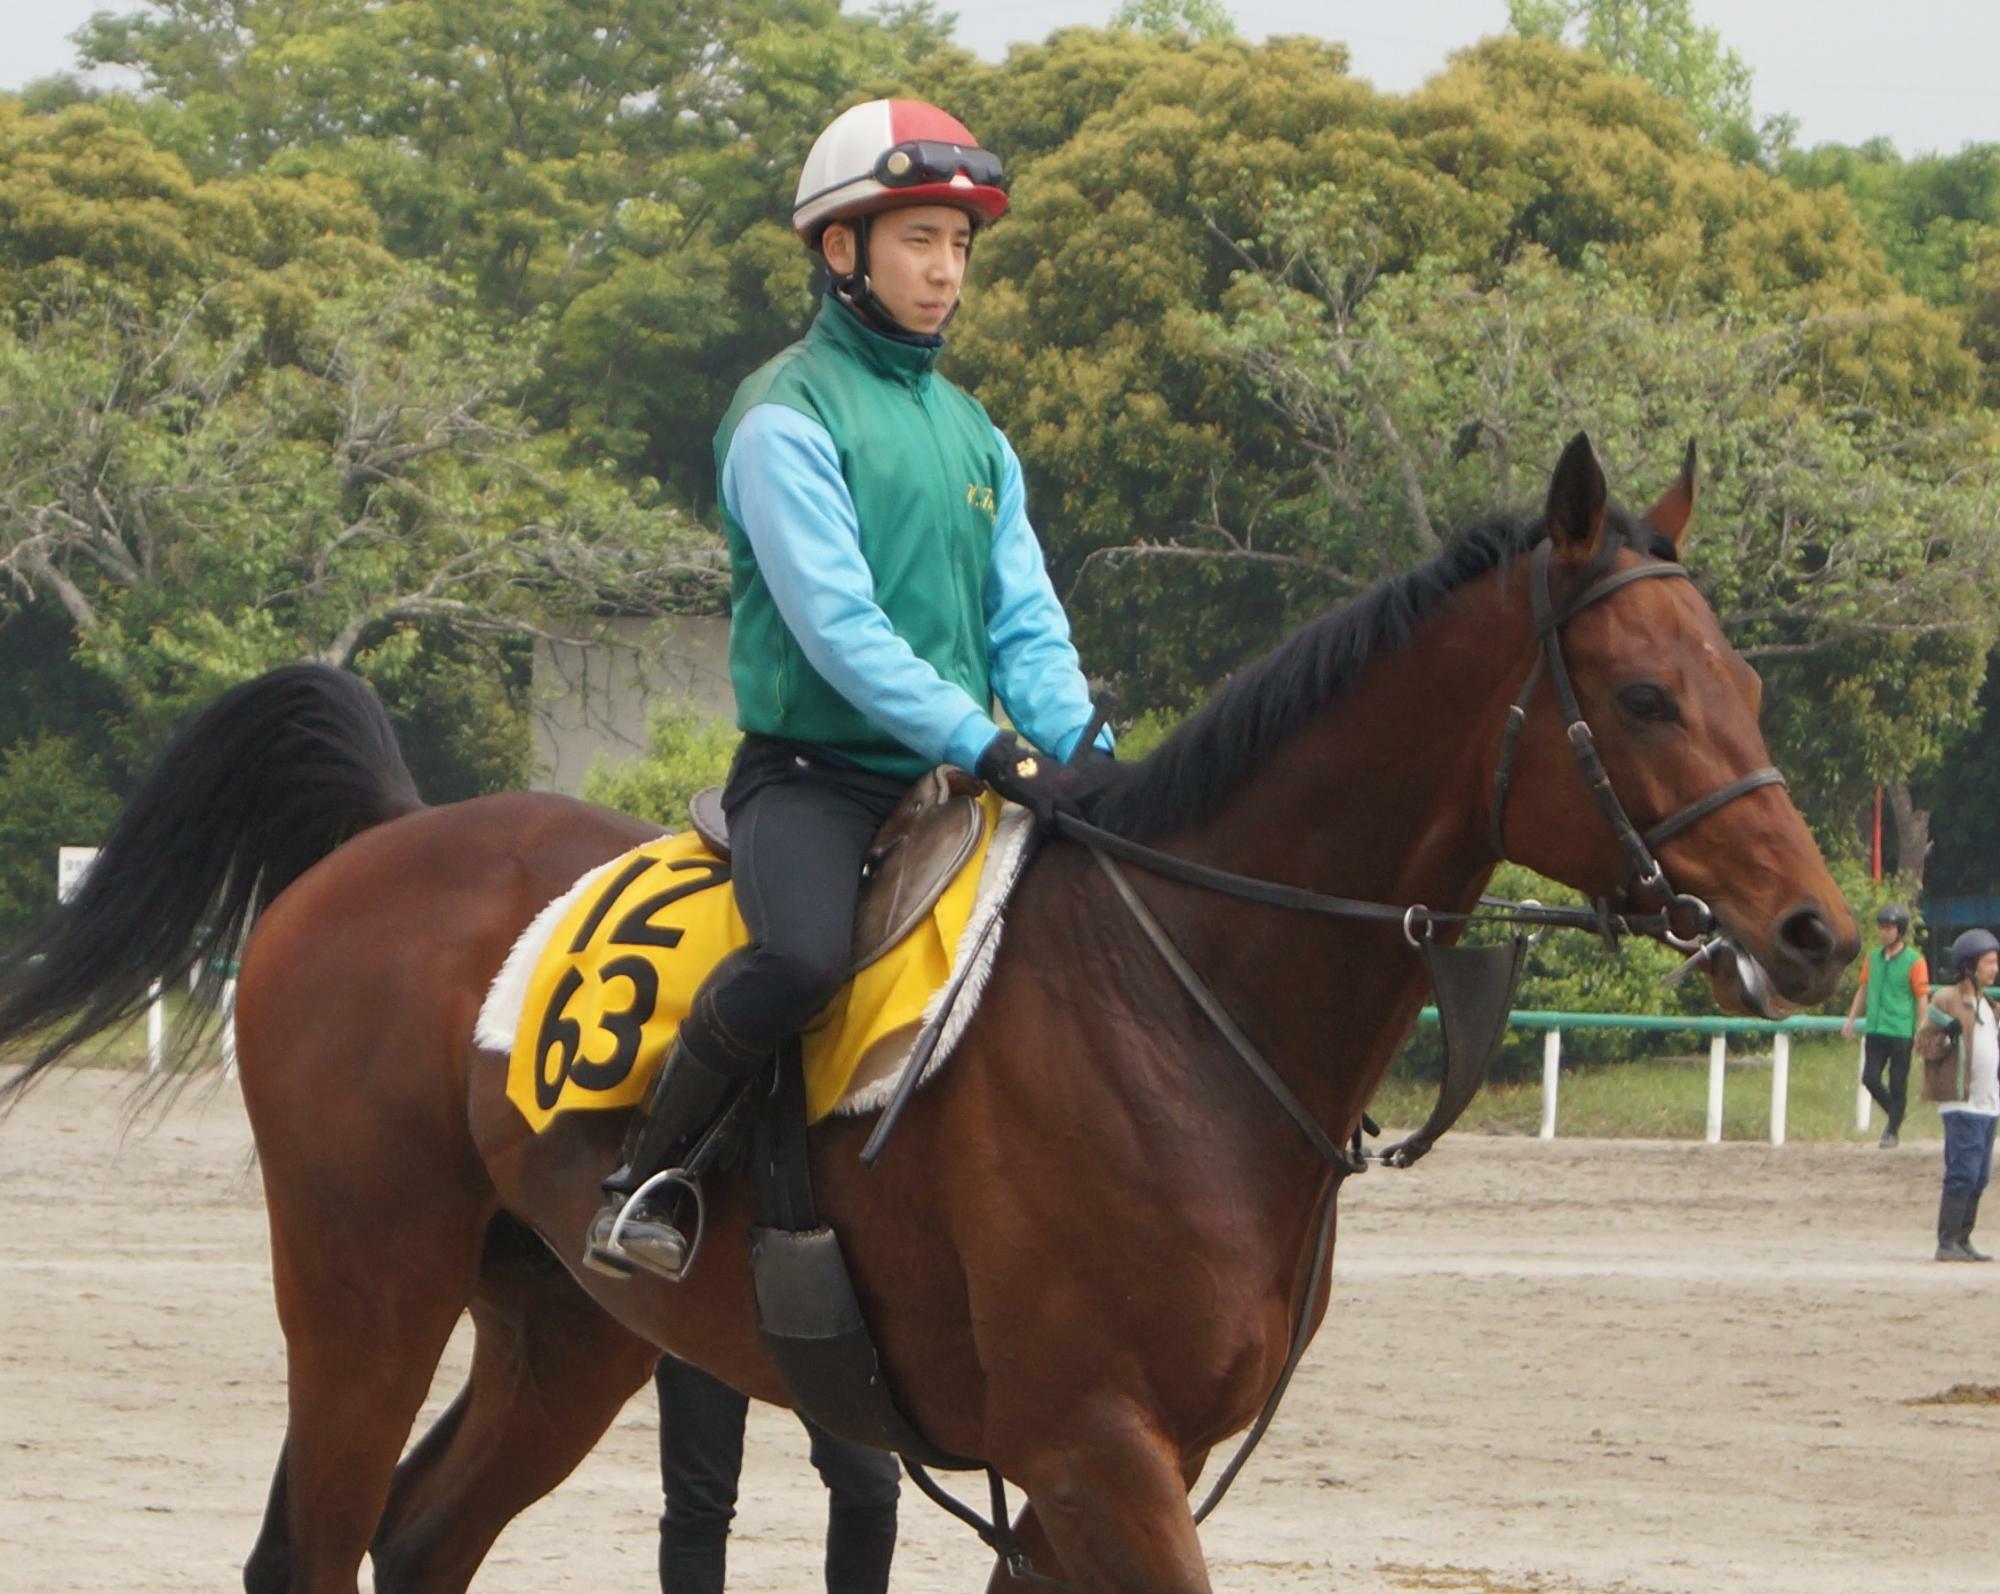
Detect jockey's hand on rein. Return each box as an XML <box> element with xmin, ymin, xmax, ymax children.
<box><xmin>976</xmin><ymin>731</ymin><xmax>1093</xmax><ymax>830</ymax></box>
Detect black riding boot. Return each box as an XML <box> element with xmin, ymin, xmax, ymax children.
<box><xmin>583</xmin><ymin>1038</ymin><xmax>740</xmax><ymax>1282</ymax></box>
<box><xmin>1937</xmin><ymin>1191</ymin><xmax>1976</xmax><ymax>1262</ymax></box>
<box><xmin>1962</xmin><ymin>1191</ymin><xmax>1993</xmax><ymax>1262</ymax></box>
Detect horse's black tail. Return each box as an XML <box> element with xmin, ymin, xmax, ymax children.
<box><xmin>0</xmin><ymin>664</ymin><xmax>422</xmax><ymax>1096</ymax></box>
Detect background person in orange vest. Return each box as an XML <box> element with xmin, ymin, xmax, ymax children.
<box><xmin>1842</xmin><ymin>905</ymin><xmax>1928</xmax><ymax>1148</ymax></box>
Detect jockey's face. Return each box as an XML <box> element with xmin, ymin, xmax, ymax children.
<box><xmin>824</xmin><ymin>205</ymin><xmax>973</xmax><ymax>335</ymax></box>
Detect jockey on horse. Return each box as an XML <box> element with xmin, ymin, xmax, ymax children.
<box><xmin>584</xmin><ymin>98</ymin><xmax>1112</xmax><ymax>1282</ymax></box>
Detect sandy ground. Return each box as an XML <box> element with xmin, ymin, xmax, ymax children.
<box><xmin>2</xmin><ymin>1069</ymin><xmax>1997</xmax><ymax>1594</ymax></box>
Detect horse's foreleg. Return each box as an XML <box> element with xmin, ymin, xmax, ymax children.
<box><xmin>997</xmin><ymin>1418</ymin><xmax>1212</xmax><ymax>1594</ymax></box>
<box><xmin>368</xmin><ymin>1222</ymin><xmax>659</xmax><ymax>1594</ymax></box>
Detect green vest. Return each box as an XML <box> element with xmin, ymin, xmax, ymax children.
<box><xmin>715</xmin><ymin>299</ymin><xmax>1005</xmax><ymax>781</ymax></box>
<box><xmin>1865</xmin><ymin>943</ymin><xmax>1921</xmax><ymax>1037</ymax></box>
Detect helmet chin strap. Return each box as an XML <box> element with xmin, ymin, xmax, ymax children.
<box><xmin>830</xmin><ymin>214</ymin><xmax>963</xmax><ymax>339</ymax></box>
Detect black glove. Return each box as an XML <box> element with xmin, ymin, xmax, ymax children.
<box><xmin>1941</xmin><ymin>1014</ymin><xmax>1964</xmax><ymax>1043</ymax></box>
<box><xmin>976</xmin><ymin>731</ymin><xmax>1091</xmax><ymax>830</ymax></box>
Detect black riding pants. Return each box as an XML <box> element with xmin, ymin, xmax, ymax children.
<box><xmin>679</xmin><ymin>737</ymin><xmax>910</xmax><ymax>1075</ymax></box>
<box><xmin>656</xmin><ymin>1353</ymin><xmax>901</xmax><ymax>1594</ymax></box>
<box><xmin>1862</xmin><ymin>1033</ymin><xmax>1912</xmax><ymax>1135</ymax></box>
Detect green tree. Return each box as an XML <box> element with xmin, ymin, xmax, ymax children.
<box><xmin>578</xmin><ymin>708</ymin><xmax>736</xmax><ymax>829</ymax></box>
<box><xmin>1780</xmin><ymin>140</ymin><xmax>2000</xmax><ymax>306</ymax></box>
<box><xmin>0</xmin><ymin>108</ymin><xmax>718</xmax><ymax>782</ymax></box>
<box><xmin>940</xmin><ymin>31</ymin><xmax>1917</xmax><ymax>715</ymax></box>
<box><xmin>1110</xmin><ymin>0</ymin><xmax>1237</xmax><ymax>41</ymax></box>
<box><xmin>1207</xmin><ymin>235</ymin><xmax>2000</xmax><ymax>845</ymax></box>
<box><xmin>1507</xmin><ymin>0</ymin><xmax>1760</xmax><ymax>150</ymax></box>
<box><xmin>0</xmin><ymin>99</ymin><xmax>387</xmax><ymax>326</ymax></box>
<box><xmin>0</xmin><ymin>268</ymin><xmax>717</xmax><ymax>736</ymax></box>
<box><xmin>0</xmin><ymin>734</ymin><xmax>122</xmax><ymax>939</ymax></box>
<box><xmin>1965</xmin><ymin>233</ymin><xmax>2000</xmax><ymax>405</ymax></box>
<box><xmin>69</xmin><ymin>0</ymin><xmax>959</xmax><ymax>498</ymax></box>
<box><xmin>1920</xmin><ymin>650</ymin><xmax>2000</xmax><ymax>898</ymax></box>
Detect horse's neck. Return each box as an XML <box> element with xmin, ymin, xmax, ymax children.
<box><xmin>1212</xmin><ymin>592</ymin><xmax>1518</xmax><ymax>912</ymax></box>
<box><xmin>1161</xmin><ymin>577</ymin><xmax>1528</xmax><ymax>1158</ymax></box>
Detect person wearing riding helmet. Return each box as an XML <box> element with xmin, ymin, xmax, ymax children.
<box><xmin>1842</xmin><ymin>904</ymin><xmax>1928</xmax><ymax>1148</ymax></box>
<box><xmin>1915</xmin><ymin>928</ymin><xmax>2000</xmax><ymax>1262</ymax></box>
<box><xmin>583</xmin><ymin>99</ymin><xmax>1110</xmax><ymax>1284</ymax></box>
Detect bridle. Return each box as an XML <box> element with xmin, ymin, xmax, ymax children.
<box><xmin>1488</xmin><ymin>534</ymin><xmax>1786</xmax><ymax>948</ymax></box>
<box><xmin>1057</xmin><ymin>531</ymin><xmax>1785</xmax><ymax>953</ymax></box>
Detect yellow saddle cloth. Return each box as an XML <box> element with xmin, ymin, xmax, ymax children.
<box><xmin>500</xmin><ymin>792</ymin><xmax>1003</xmax><ymax>1132</ymax></box>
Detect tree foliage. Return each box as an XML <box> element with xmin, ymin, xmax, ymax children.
<box><xmin>72</xmin><ymin>0</ymin><xmax>957</xmax><ymax>497</ymax></box>
<box><xmin>8</xmin><ymin>6</ymin><xmax>2000</xmax><ymax>929</ymax></box>
<box><xmin>0</xmin><ymin>95</ymin><xmax>717</xmax><ymax>927</ymax></box>
<box><xmin>1507</xmin><ymin>0</ymin><xmax>1761</xmax><ymax>151</ymax></box>
<box><xmin>1780</xmin><ymin>141</ymin><xmax>2000</xmax><ymax>305</ymax></box>
<box><xmin>0</xmin><ymin>245</ymin><xmax>716</xmax><ymax>729</ymax></box>
<box><xmin>1111</xmin><ymin>0</ymin><xmax>1237</xmax><ymax>41</ymax></box>
<box><xmin>578</xmin><ymin>708</ymin><xmax>737</xmax><ymax>829</ymax></box>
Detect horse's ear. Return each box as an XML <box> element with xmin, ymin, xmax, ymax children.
<box><xmin>1544</xmin><ymin>432</ymin><xmax>1607</xmax><ymax>556</ymax></box>
<box><xmin>1642</xmin><ymin>440</ymin><xmax>1698</xmax><ymax>548</ymax></box>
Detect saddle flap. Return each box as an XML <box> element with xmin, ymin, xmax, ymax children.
<box><xmin>852</xmin><ymin>768</ymin><xmax>985</xmax><ymax>971</ymax></box>
<box><xmin>685</xmin><ymin>769</ymin><xmax>987</xmax><ymax>972</ymax></box>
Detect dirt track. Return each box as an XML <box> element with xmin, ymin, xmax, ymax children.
<box><xmin>3</xmin><ymin>1069</ymin><xmax>1996</xmax><ymax>1593</ymax></box>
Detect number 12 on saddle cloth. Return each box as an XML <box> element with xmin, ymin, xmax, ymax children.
<box><xmin>485</xmin><ymin>792</ymin><xmax>1008</xmax><ymax>1133</ymax></box>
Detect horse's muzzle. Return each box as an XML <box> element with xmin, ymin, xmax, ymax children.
<box><xmin>1767</xmin><ymin>900</ymin><xmax>1853</xmax><ymax>1006</ymax></box>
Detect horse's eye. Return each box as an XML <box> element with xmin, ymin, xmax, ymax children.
<box><xmin>1618</xmin><ymin>683</ymin><xmax>1680</xmax><ymax>725</ymax></box>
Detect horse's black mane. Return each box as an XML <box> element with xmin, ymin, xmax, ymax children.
<box><xmin>1080</xmin><ymin>502</ymin><xmax>1672</xmax><ymax>842</ymax></box>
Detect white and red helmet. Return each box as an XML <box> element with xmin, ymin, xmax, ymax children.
<box><xmin>792</xmin><ymin>99</ymin><xmax>1009</xmax><ymax>245</ymax></box>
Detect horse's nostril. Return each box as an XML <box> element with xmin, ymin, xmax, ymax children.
<box><xmin>1776</xmin><ymin>905</ymin><xmax>1838</xmax><ymax>964</ymax></box>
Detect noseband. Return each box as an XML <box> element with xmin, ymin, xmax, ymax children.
<box><xmin>1489</xmin><ymin>537</ymin><xmax>1786</xmax><ymax>946</ymax></box>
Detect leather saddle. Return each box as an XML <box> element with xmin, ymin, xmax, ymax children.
<box><xmin>688</xmin><ymin>767</ymin><xmax>988</xmax><ymax>974</ymax></box>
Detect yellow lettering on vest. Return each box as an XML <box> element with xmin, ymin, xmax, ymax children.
<box><xmin>965</xmin><ymin>483</ymin><xmax>997</xmax><ymax>519</ymax></box>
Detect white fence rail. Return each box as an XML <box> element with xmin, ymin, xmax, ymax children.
<box><xmin>1419</xmin><ymin>1008</ymin><xmax>1852</xmax><ymax>1146</ymax></box>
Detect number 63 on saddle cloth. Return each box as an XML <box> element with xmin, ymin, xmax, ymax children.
<box><xmin>478</xmin><ymin>791</ymin><xmax>1018</xmax><ymax>1133</ymax></box>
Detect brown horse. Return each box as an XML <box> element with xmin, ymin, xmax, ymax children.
<box><xmin>0</xmin><ymin>437</ymin><xmax>1853</xmax><ymax>1593</ymax></box>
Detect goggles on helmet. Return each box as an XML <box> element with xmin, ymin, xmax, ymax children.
<box><xmin>873</xmin><ymin>140</ymin><xmax>1007</xmax><ymax>193</ymax></box>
